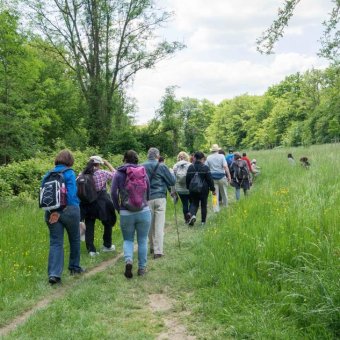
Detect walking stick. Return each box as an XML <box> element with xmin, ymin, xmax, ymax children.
<box><xmin>172</xmin><ymin>194</ymin><xmax>181</xmax><ymax>250</ymax></box>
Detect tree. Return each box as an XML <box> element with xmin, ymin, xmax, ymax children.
<box><xmin>24</xmin><ymin>0</ymin><xmax>185</xmax><ymax>149</ymax></box>
<box><xmin>0</xmin><ymin>10</ymin><xmax>51</xmax><ymax>164</ymax></box>
<box><xmin>257</xmin><ymin>0</ymin><xmax>339</xmax><ymax>61</ymax></box>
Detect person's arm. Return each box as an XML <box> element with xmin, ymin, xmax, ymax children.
<box><xmin>205</xmin><ymin>167</ymin><xmax>216</xmax><ymax>192</ymax></box>
<box><xmin>186</xmin><ymin>165</ymin><xmax>194</xmax><ymax>189</ymax></box>
<box><xmin>223</xmin><ymin>164</ymin><xmax>231</xmax><ymax>182</ymax></box>
<box><xmin>161</xmin><ymin>164</ymin><xmax>176</xmax><ymax>187</ymax></box>
<box><xmin>103</xmin><ymin>159</ymin><xmax>115</xmax><ymax>173</ymax></box>
<box><xmin>110</xmin><ymin>174</ymin><xmax>120</xmax><ymax>211</ymax></box>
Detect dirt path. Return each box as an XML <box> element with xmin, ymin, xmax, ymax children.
<box><xmin>0</xmin><ymin>254</ymin><xmax>123</xmax><ymax>338</ymax></box>
<box><xmin>149</xmin><ymin>294</ymin><xmax>196</xmax><ymax>340</ymax></box>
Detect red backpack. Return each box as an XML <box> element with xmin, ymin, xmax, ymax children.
<box><xmin>121</xmin><ymin>166</ymin><xmax>148</xmax><ymax>211</ymax></box>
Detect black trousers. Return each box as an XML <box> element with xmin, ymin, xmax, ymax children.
<box><xmin>85</xmin><ymin>218</ymin><xmax>113</xmax><ymax>252</ymax></box>
<box><xmin>189</xmin><ymin>192</ymin><xmax>209</xmax><ymax>223</ymax></box>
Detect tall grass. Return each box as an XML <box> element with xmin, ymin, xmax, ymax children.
<box><xmin>189</xmin><ymin>144</ymin><xmax>340</xmax><ymax>338</ymax></box>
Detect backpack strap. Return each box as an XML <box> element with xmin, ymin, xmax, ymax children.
<box><xmin>149</xmin><ymin>162</ymin><xmax>160</xmax><ymax>182</ymax></box>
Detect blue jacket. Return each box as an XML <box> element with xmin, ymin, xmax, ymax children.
<box><xmin>142</xmin><ymin>160</ymin><xmax>175</xmax><ymax>200</ymax></box>
<box><xmin>42</xmin><ymin>164</ymin><xmax>79</xmax><ymax>206</ymax></box>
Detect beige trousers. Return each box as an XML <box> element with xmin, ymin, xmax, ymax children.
<box><xmin>148</xmin><ymin>198</ymin><xmax>167</xmax><ymax>255</ymax></box>
<box><xmin>213</xmin><ymin>177</ymin><xmax>228</xmax><ymax>212</ymax></box>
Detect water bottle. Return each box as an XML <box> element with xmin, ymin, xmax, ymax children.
<box><xmin>212</xmin><ymin>193</ymin><xmax>217</xmax><ymax>207</ymax></box>
<box><xmin>60</xmin><ymin>183</ymin><xmax>67</xmax><ymax>207</ymax></box>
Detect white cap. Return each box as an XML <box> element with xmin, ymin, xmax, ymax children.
<box><xmin>90</xmin><ymin>155</ymin><xmax>104</xmax><ymax>164</ymax></box>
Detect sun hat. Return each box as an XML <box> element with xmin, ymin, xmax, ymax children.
<box><xmin>210</xmin><ymin>144</ymin><xmax>221</xmax><ymax>152</ymax></box>
<box><xmin>90</xmin><ymin>155</ymin><xmax>104</xmax><ymax>164</ymax></box>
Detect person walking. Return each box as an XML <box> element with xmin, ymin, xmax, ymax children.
<box><xmin>173</xmin><ymin>151</ymin><xmax>191</xmax><ymax>223</ymax></box>
<box><xmin>186</xmin><ymin>151</ymin><xmax>215</xmax><ymax>226</ymax></box>
<box><xmin>42</xmin><ymin>149</ymin><xmax>84</xmax><ymax>285</ymax></box>
<box><xmin>111</xmin><ymin>150</ymin><xmax>151</xmax><ymax>278</ymax></box>
<box><xmin>230</xmin><ymin>152</ymin><xmax>251</xmax><ymax>200</ymax></box>
<box><xmin>142</xmin><ymin>147</ymin><xmax>175</xmax><ymax>259</ymax></box>
<box><xmin>205</xmin><ymin>144</ymin><xmax>231</xmax><ymax>212</ymax></box>
<box><xmin>80</xmin><ymin>156</ymin><xmax>116</xmax><ymax>256</ymax></box>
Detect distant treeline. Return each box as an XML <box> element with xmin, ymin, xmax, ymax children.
<box><xmin>1</xmin><ymin>10</ymin><xmax>339</xmax><ymax>165</ymax></box>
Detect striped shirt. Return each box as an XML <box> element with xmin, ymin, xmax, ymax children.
<box><xmin>93</xmin><ymin>169</ymin><xmax>114</xmax><ymax>191</ymax></box>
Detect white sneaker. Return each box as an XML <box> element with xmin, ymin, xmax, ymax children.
<box><xmin>89</xmin><ymin>251</ymin><xmax>99</xmax><ymax>257</ymax></box>
<box><xmin>102</xmin><ymin>245</ymin><xmax>116</xmax><ymax>252</ymax></box>
<box><xmin>188</xmin><ymin>215</ymin><xmax>196</xmax><ymax>226</ymax></box>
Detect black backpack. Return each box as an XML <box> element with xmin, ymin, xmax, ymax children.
<box><xmin>76</xmin><ymin>173</ymin><xmax>98</xmax><ymax>203</ymax></box>
<box><xmin>232</xmin><ymin>160</ymin><xmax>249</xmax><ymax>183</ymax></box>
<box><xmin>189</xmin><ymin>167</ymin><xmax>205</xmax><ymax>193</ymax></box>
<box><xmin>39</xmin><ymin>168</ymin><xmax>70</xmax><ymax>211</ymax></box>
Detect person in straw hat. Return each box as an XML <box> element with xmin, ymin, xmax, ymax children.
<box><xmin>205</xmin><ymin>144</ymin><xmax>231</xmax><ymax>212</ymax></box>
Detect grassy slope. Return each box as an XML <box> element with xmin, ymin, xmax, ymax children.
<box><xmin>1</xmin><ymin>144</ymin><xmax>339</xmax><ymax>339</ymax></box>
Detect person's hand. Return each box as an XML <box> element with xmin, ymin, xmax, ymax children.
<box><xmin>49</xmin><ymin>212</ymin><xmax>60</xmax><ymax>224</ymax></box>
<box><xmin>212</xmin><ymin>191</ymin><xmax>216</xmax><ymax>195</ymax></box>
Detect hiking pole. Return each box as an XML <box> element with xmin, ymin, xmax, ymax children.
<box><xmin>172</xmin><ymin>194</ymin><xmax>181</xmax><ymax>250</ymax></box>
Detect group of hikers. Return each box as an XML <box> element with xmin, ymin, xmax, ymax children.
<box><xmin>41</xmin><ymin>145</ymin><xmax>260</xmax><ymax>285</ymax></box>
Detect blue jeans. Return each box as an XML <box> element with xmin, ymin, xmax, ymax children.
<box><xmin>235</xmin><ymin>188</ymin><xmax>248</xmax><ymax>200</ymax></box>
<box><xmin>120</xmin><ymin>210</ymin><xmax>151</xmax><ymax>269</ymax></box>
<box><xmin>46</xmin><ymin>205</ymin><xmax>81</xmax><ymax>278</ymax></box>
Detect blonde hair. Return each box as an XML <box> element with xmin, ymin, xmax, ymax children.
<box><xmin>177</xmin><ymin>151</ymin><xmax>189</xmax><ymax>162</ymax></box>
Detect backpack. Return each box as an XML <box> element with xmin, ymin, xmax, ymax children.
<box><xmin>175</xmin><ymin>163</ymin><xmax>189</xmax><ymax>185</ymax></box>
<box><xmin>76</xmin><ymin>173</ymin><xmax>98</xmax><ymax>203</ymax></box>
<box><xmin>121</xmin><ymin>166</ymin><xmax>148</xmax><ymax>211</ymax></box>
<box><xmin>232</xmin><ymin>160</ymin><xmax>249</xmax><ymax>183</ymax></box>
<box><xmin>189</xmin><ymin>170</ymin><xmax>205</xmax><ymax>193</ymax></box>
<box><xmin>39</xmin><ymin>168</ymin><xmax>69</xmax><ymax>211</ymax></box>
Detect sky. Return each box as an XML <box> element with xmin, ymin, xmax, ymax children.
<box><xmin>129</xmin><ymin>0</ymin><xmax>332</xmax><ymax>124</ymax></box>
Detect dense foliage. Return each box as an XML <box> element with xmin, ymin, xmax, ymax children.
<box><xmin>0</xmin><ymin>7</ymin><xmax>339</xmax><ymax>167</ymax></box>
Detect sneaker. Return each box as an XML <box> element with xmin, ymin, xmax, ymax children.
<box><xmin>137</xmin><ymin>268</ymin><xmax>146</xmax><ymax>276</ymax></box>
<box><xmin>150</xmin><ymin>248</ymin><xmax>154</xmax><ymax>254</ymax></box>
<box><xmin>185</xmin><ymin>213</ymin><xmax>191</xmax><ymax>224</ymax></box>
<box><xmin>201</xmin><ymin>222</ymin><xmax>206</xmax><ymax>226</ymax></box>
<box><xmin>49</xmin><ymin>276</ymin><xmax>61</xmax><ymax>285</ymax></box>
<box><xmin>124</xmin><ymin>262</ymin><xmax>133</xmax><ymax>279</ymax></box>
<box><xmin>69</xmin><ymin>267</ymin><xmax>86</xmax><ymax>275</ymax></box>
<box><xmin>188</xmin><ymin>215</ymin><xmax>196</xmax><ymax>226</ymax></box>
<box><xmin>153</xmin><ymin>254</ymin><xmax>163</xmax><ymax>259</ymax></box>
<box><xmin>89</xmin><ymin>251</ymin><xmax>99</xmax><ymax>257</ymax></box>
<box><xmin>102</xmin><ymin>245</ymin><xmax>116</xmax><ymax>252</ymax></box>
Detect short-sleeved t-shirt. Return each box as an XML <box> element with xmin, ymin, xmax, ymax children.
<box><xmin>205</xmin><ymin>153</ymin><xmax>227</xmax><ymax>176</ymax></box>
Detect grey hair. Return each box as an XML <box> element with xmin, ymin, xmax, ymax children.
<box><xmin>147</xmin><ymin>147</ymin><xmax>160</xmax><ymax>160</ymax></box>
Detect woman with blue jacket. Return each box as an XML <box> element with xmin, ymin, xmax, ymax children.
<box><xmin>42</xmin><ymin>149</ymin><xmax>84</xmax><ymax>285</ymax></box>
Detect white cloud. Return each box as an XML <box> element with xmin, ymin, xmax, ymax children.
<box><xmin>129</xmin><ymin>0</ymin><xmax>332</xmax><ymax>124</ymax></box>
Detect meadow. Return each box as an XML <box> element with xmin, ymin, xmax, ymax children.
<box><xmin>0</xmin><ymin>144</ymin><xmax>339</xmax><ymax>339</ymax></box>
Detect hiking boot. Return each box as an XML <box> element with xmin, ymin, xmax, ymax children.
<box><xmin>185</xmin><ymin>213</ymin><xmax>191</xmax><ymax>224</ymax></box>
<box><xmin>153</xmin><ymin>254</ymin><xmax>163</xmax><ymax>259</ymax></box>
<box><xmin>137</xmin><ymin>268</ymin><xmax>146</xmax><ymax>276</ymax></box>
<box><xmin>48</xmin><ymin>276</ymin><xmax>61</xmax><ymax>285</ymax></box>
<box><xmin>188</xmin><ymin>215</ymin><xmax>196</xmax><ymax>226</ymax></box>
<box><xmin>69</xmin><ymin>267</ymin><xmax>86</xmax><ymax>275</ymax></box>
<box><xmin>89</xmin><ymin>251</ymin><xmax>99</xmax><ymax>257</ymax></box>
<box><xmin>102</xmin><ymin>245</ymin><xmax>116</xmax><ymax>252</ymax></box>
<box><xmin>124</xmin><ymin>262</ymin><xmax>133</xmax><ymax>279</ymax></box>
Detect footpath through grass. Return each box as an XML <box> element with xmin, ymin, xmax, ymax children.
<box><xmin>1</xmin><ymin>144</ymin><xmax>339</xmax><ymax>339</ymax></box>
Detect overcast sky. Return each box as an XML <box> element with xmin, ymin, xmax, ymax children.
<box><xmin>129</xmin><ymin>0</ymin><xmax>332</xmax><ymax>124</ymax></box>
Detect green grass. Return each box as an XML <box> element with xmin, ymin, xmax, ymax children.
<box><xmin>1</xmin><ymin>144</ymin><xmax>339</xmax><ymax>339</ymax></box>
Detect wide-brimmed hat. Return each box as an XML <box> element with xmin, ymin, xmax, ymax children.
<box><xmin>210</xmin><ymin>144</ymin><xmax>221</xmax><ymax>152</ymax></box>
<box><xmin>90</xmin><ymin>155</ymin><xmax>104</xmax><ymax>164</ymax></box>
